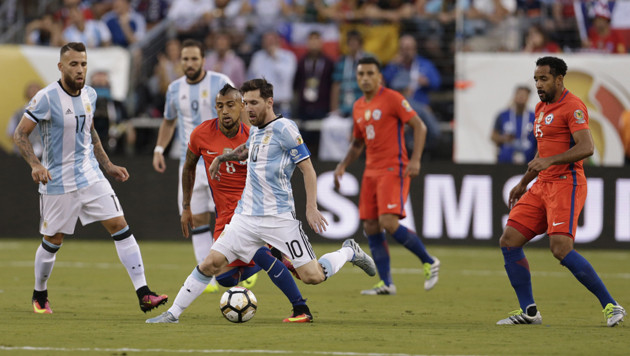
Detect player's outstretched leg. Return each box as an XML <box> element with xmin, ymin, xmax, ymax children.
<box><xmin>190</xmin><ymin>225</ymin><xmax>219</xmax><ymax>293</ymax></box>
<box><xmin>146</xmin><ymin>266</ymin><xmax>210</xmax><ymax>323</ymax></box>
<box><xmin>111</xmin><ymin>226</ymin><xmax>167</xmax><ymax>312</ymax></box>
<box><xmin>342</xmin><ymin>239</ymin><xmax>376</xmax><ymax>276</ymax></box>
<box><xmin>603</xmin><ymin>303</ymin><xmax>626</xmax><ymax>327</ymax></box>
<box><xmin>32</xmin><ymin>238</ymin><xmax>60</xmax><ymax>314</ymax></box>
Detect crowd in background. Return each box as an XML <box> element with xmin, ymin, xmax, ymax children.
<box><xmin>8</xmin><ymin>0</ymin><xmax>630</xmax><ymax>161</ymax></box>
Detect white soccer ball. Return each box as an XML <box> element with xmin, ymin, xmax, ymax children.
<box><xmin>219</xmin><ymin>286</ymin><xmax>257</xmax><ymax>323</ymax></box>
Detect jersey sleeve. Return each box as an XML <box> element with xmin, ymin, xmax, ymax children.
<box><xmin>25</xmin><ymin>89</ymin><xmax>51</xmax><ymax>123</ymax></box>
<box><xmin>352</xmin><ymin>103</ymin><xmax>364</xmax><ymax>140</ymax></box>
<box><xmin>278</xmin><ymin>121</ymin><xmax>310</xmax><ymax>163</ymax></box>
<box><xmin>390</xmin><ymin>91</ymin><xmax>417</xmax><ymax>124</ymax></box>
<box><xmin>567</xmin><ymin>100</ymin><xmax>589</xmax><ymax>134</ymax></box>
<box><xmin>164</xmin><ymin>83</ymin><xmax>177</xmax><ymax>120</ymax></box>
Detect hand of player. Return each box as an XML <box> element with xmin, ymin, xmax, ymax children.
<box><xmin>106</xmin><ymin>164</ymin><xmax>129</xmax><ymax>182</ymax></box>
<box><xmin>404</xmin><ymin>160</ymin><xmax>421</xmax><ymax>178</ymax></box>
<box><xmin>31</xmin><ymin>164</ymin><xmax>52</xmax><ymax>185</ymax></box>
<box><xmin>306</xmin><ymin>206</ymin><xmax>328</xmax><ymax>234</ymax></box>
<box><xmin>153</xmin><ymin>152</ymin><xmax>166</xmax><ymax>173</ymax></box>
<box><xmin>508</xmin><ymin>182</ymin><xmax>528</xmax><ymax>209</ymax></box>
<box><xmin>527</xmin><ymin>156</ymin><xmax>552</xmax><ymax>173</ymax></box>
<box><xmin>181</xmin><ymin>208</ymin><xmax>193</xmax><ymax>238</ymax></box>
<box><xmin>333</xmin><ymin>164</ymin><xmax>345</xmax><ymax>190</ymax></box>
<box><xmin>208</xmin><ymin>158</ymin><xmax>221</xmax><ymax>180</ymax></box>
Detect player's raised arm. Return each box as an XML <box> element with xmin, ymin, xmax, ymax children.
<box><xmin>297</xmin><ymin>158</ymin><xmax>328</xmax><ymax>234</ymax></box>
<box><xmin>405</xmin><ymin>114</ymin><xmax>427</xmax><ymax>178</ymax></box>
<box><xmin>334</xmin><ymin>137</ymin><xmax>365</xmax><ymax>190</ymax></box>
<box><xmin>14</xmin><ymin>116</ymin><xmax>51</xmax><ymax>184</ymax></box>
<box><xmin>152</xmin><ymin>118</ymin><xmax>177</xmax><ymax>173</ymax></box>
<box><xmin>181</xmin><ymin>148</ymin><xmax>200</xmax><ymax>238</ymax></box>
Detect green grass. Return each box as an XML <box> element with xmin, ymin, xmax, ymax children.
<box><xmin>0</xmin><ymin>238</ymin><xmax>628</xmax><ymax>355</ymax></box>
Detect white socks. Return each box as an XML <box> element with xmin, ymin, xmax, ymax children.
<box><xmin>191</xmin><ymin>225</ymin><xmax>213</xmax><ymax>264</ymax></box>
<box><xmin>34</xmin><ymin>240</ymin><xmax>60</xmax><ymax>291</ymax></box>
<box><xmin>113</xmin><ymin>228</ymin><xmax>147</xmax><ymax>290</ymax></box>
<box><xmin>318</xmin><ymin>246</ymin><xmax>354</xmax><ymax>278</ymax></box>
<box><xmin>169</xmin><ymin>267</ymin><xmax>211</xmax><ymax>319</ymax></box>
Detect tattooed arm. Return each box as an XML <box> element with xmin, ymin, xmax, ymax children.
<box><xmin>91</xmin><ymin>124</ymin><xmax>129</xmax><ymax>182</ymax></box>
<box><xmin>13</xmin><ymin>116</ymin><xmax>50</xmax><ymax>184</ymax></box>
<box><xmin>181</xmin><ymin>148</ymin><xmax>200</xmax><ymax>237</ymax></box>
<box><xmin>208</xmin><ymin>143</ymin><xmax>249</xmax><ymax>180</ymax></box>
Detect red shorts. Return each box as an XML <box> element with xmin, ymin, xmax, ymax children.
<box><xmin>507</xmin><ymin>180</ymin><xmax>586</xmax><ymax>240</ymax></box>
<box><xmin>359</xmin><ymin>173</ymin><xmax>410</xmax><ymax>220</ymax></box>
<box><xmin>214</xmin><ymin>226</ymin><xmax>255</xmax><ymax>268</ymax></box>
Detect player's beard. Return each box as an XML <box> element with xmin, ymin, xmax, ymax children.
<box><xmin>185</xmin><ymin>67</ymin><xmax>203</xmax><ymax>81</ymax></box>
<box><xmin>63</xmin><ymin>75</ymin><xmax>85</xmax><ymax>93</ymax></box>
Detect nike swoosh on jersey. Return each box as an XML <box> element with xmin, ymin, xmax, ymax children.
<box><xmin>206</xmin><ymin>151</ymin><xmax>219</xmax><ymax>155</ymax></box>
<box><xmin>552</xmin><ymin>222</ymin><xmax>565</xmax><ymax>226</ymax></box>
<box><xmin>387</xmin><ymin>204</ymin><xmax>397</xmax><ymax>209</ymax></box>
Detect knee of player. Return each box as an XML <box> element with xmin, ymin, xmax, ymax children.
<box><xmin>299</xmin><ymin>268</ymin><xmax>326</xmax><ymax>285</ymax></box>
<box><xmin>362</xmin><ymin>219</ymin><xmax>380</xmax><ymax>235</ymax></box>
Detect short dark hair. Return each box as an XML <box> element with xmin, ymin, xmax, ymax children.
<box><xmin>181</xmin><ymin>39</ymin><xmax>205</xmax><ymax>57</ymax></box>
<box><xmin>308</xmin><ymin>31</ymin><xmax>321</xmax><ymax>38</ymax></box>
<box><xmin>60</xmin><ymin>42</ymin><xmax>86</xmax><ymax>57</ymax></box>
<box><xmin>536</xmin><ymin>56</ymin><xmax>567</xmax><ymax>77</ymax></box>
<box><xmin>515</xmin><ymin>85</ymin><xmax>531</xmax><ymax>93</ymax></box>
<box><xmin>347</xmin><ymin>30</ymin><xmax>363</xmax><ymax>44</ymax></box>
<box><xmin>219</xmin><ymin>83</ymin><xmax>240</xmax><ymax>97</ymax></box>
<box><xmin>241</xmin><ymin>78</ymin><xmax>274</xmax><ymax>100</ymax></box>
<box><xmin>357</xmin><ymin>56</ymin><xmax>381</xmax><ymax>71</ymax></box>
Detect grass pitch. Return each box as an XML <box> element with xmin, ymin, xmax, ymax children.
<box><xmin>0</xmin><ymin>238</ymin><xmax>628</xmax><ymax>355</ymax></box>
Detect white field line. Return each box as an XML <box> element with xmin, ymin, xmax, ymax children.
<box><xmin>1</xmin><ymin>261</ymin><xmax>629</xmax><ymax>280</ymax></box>
<box><xmin>0</xmin><ymin>346</ymin><xmax>481</xmax><ymax>356</ymax></box>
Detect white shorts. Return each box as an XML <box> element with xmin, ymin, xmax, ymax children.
<box><xmin>212</xmin><ymin>212</ymin><xmax>317</xmax><ymax>268</ymax></box>
<box><xmin>177</xmin><ymin>163</ymin><xmax>215</xmax><ymax>215</ymax></box>
<box><xmin>39</xmin><ymin>179</ymin><xmax>123</xmax><ymax>236</ymax></box>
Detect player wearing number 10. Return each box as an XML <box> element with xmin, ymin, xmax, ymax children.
<box><xmin>13</xmin><ymin>42</ymin><xmax>167</xmax><ymax>315</ymax></box>
<box><xmin>334</xmin><ymin>57</ymin><xmax>439</xmax><ymax>296</ymax></box>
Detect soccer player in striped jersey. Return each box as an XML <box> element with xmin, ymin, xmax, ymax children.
<box><xmin>152</xmin><ymin>39</ymin><xmax>235</xmax><ymax>292</ymax></box>
<box><xmin>334</xmin><ymin>56</ymin><xmax>439</xmax><ymax>296</ymax></box>
<box><xmin>200</xmin><ymin>79</ymin><xmax>375</xmax><ymax>322</ymax></box>
<box><xmin>13</xmin><ymin>42</ymin><xmax>167</xmax><ymax>314</ymax></box>
<box><xmin>496</xmin><ymin>56</ymin><xmax>625</xmax><ymax>326</ymax></box>
<box><xmin>147</xmin><ymin>84</ymin><xmax>313</xmax><ymax>323</ymax></box>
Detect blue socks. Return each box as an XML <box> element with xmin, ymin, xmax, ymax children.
<box><xmin>561</xmin><ymin>250</ymin><xmax>615</xmax><ymax>308</ymax></box>
<box><xmin>501</xmin><ymin>247</ymin><xmax>535</xmax><ymax>312</ymax></box>
<box><xmin>367</xmin><ymin>232</ymin><xmax>392</xmax><ymax>286</ymax></box>
<box><xmin>252</xmin><ymin>247</ymin><xmax>305</xmax><ymax>307</ymax></box>
<box><xmin>392</xmin><ymin>225</ymin><xmax>433</xmax><ymax>264</ymax></box>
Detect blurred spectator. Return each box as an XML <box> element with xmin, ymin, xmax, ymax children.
<box><xmin>584</xmin><ymin>1</ymin><xmax>626</xmax><ymax>54</ymax></box>
<box><xmin>462</xmin><ymin>0</ymin><xmax>520</xmax><ymax>52</ymax></box>
<box><xmin>25</xmin><ymin>13</ymin><xmax>63</xmax><ymax>47</ymax></box>
<box><xmin>54</xmin><ymin>0</ymin><xmax>94</xmax><ymax>29</ymax></box>
<box><xmin>294</xmin><ymin>0</ymin><xmax>327</xmax><ymax>23</ymax></box>
<box><xmin>102</xmin><ymin>0</ymin><xmax>146</xmax><ymax>47</ymax></box>
<box><xmin>523</xmin><ymin>23</ymin><xmax>561</xmax><ymax>53</ymax></box>
<box><xmin>490</xmin><ymin>85</ymin><xmax>536</xmax><ymax>164</ymax></box>
<box><xmin>204</xmin><ymin>31</ymin><xmax>246</xmax><ymax>87</ymax></box>
<box><xmin>382</xmin><ymin>34</ymin><xmax>442</xmax><ymax>151</ymax></box>
<box><xmin>319</xmin><ymin>0</ymin><xmax>359</xmax><ymax>22</ymax></box>
<box><xmin>132</xmin><ymin>0</ymin><xmax>170</xmax><ymax>30</ymax></box>
<box><xmin>293</xmin><ymin>31</ymin><xmax>334</xmax><ymax>121</ymax></box>
<box><xmin>167</xmin><ymin>0</ymin><xmax>215</xmax><ymax>40</ymax></box>
<box><xmin>247</xmin><ymin>30</ymin><xmax>297</xmax><ymax>117</ymax></box>
<box><xmin>331</xmin><ymin>30</ymin><xmax>370</xmax><ymax>117</ymax></box>
<box><xmin>357</xmin><ymin>0</ymin><xmax>416</xmax><ymax>23</ymax></box>
<box><xmin>7</xmin><ymin>82</ymin><xmax>43</xmax><ymax>157</ymax></box>
<box><xmin>91</xmin><ymin>71</ymin><xmax>135</xmax><ymax>154</ymax></box>
<box><xmin>63</xmin><ymin>6</ymin><xmax>112</xmax><ymax>47</ymax></box>
<box><xmin>145</xmin><ymin>38</ymin><xmax>183</xmax><ymax>117</ymax></box>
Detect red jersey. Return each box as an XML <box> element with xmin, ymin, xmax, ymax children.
<box><xmin>188</xmin><ymin>119</ymin><xmax>249</xmax><ymax>235</ymax></box>
<box><xmin>352</xmin><ymin>86</ymin><xmax>417</xmax><ymax>176</ymax></box>
<box><xmin>534</xmin><ymin>89</ymin><xmax>589</xmax><ymax>185</ymax></box>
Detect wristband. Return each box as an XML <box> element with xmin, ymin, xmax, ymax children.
<box><xmin>154</xmin><ymin>146</ymin><xmax>165</xmax><ymax>154</ymax></box>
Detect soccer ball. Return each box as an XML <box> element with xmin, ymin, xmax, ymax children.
<box><xmin>220</xmin><ymin>286</ymin><xmax>257</xmax><ymax>323</ymax></box>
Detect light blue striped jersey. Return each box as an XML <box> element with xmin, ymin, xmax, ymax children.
<box><xmin>235</xmin><ymin>116</ymin><xmax>311</xmax><ymax>216</ymax></box>
<box><xmin>164</xmin><ymin>71</ymin><xmax>233</xmax><ymax>162</ymax></box>
<box><xmin>25</xmin><ymin>81</ymin><xmax>105</xmax><ymax>195</ymax></box>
